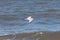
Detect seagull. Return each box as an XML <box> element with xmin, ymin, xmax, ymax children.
<box><xmin>25</xmin><ymin>16</ymin><xmax>33</xmax><ymax>23</ymax></box>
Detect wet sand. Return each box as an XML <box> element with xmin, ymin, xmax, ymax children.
<box><xmin>0</xmin><ymin>32</ymin><xmax>60</xmax><ymax>40</ymax></box>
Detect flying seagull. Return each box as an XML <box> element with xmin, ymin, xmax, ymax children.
<box><xmin>25</xmin><ymin>16</ymin><xmax>33</xmax><ymax>23</ymax></box>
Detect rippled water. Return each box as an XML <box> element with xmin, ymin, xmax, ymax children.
<box><xmin>0</xmin><ymin>0</ymin><xmax>60</xmax><ymax>35</ymax></box>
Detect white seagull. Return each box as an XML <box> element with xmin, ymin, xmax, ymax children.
<box><xmin>25</xmin><ymin>16</ymin><xmax>33</xmax><ymax>23</ymax></box>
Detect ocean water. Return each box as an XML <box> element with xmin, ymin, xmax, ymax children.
<box><xmin>0</xmin><ymin>0</ymin><xmax>60</xmax><ymax>35</ymax></box>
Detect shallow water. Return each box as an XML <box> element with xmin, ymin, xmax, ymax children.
<box><xmin>0</xmin><ymin>0</ymin><xmax>60</xmax><ymax>35</ymax></box>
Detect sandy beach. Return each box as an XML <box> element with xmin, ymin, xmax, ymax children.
<box><xmin>0</xmin><ymin>31</ymin><xmax>60</xmax><ymax>40</ymax></box>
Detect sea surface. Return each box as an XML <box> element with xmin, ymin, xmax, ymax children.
<box><xmin>0</xmin><ymin>0</ymin><xmax>60</xmax><ymax>35</ymax></box>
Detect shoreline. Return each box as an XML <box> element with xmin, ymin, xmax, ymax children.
<box><xmin>0</xmin><ymin>31</ymin><xmax>60</xmax><ymax>40</ymax></box>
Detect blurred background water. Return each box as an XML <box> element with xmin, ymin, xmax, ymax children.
<box><xmin>0</xmin><ymin>0</ymin><xmax>60</xmax><ymax>35</ymax></box>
